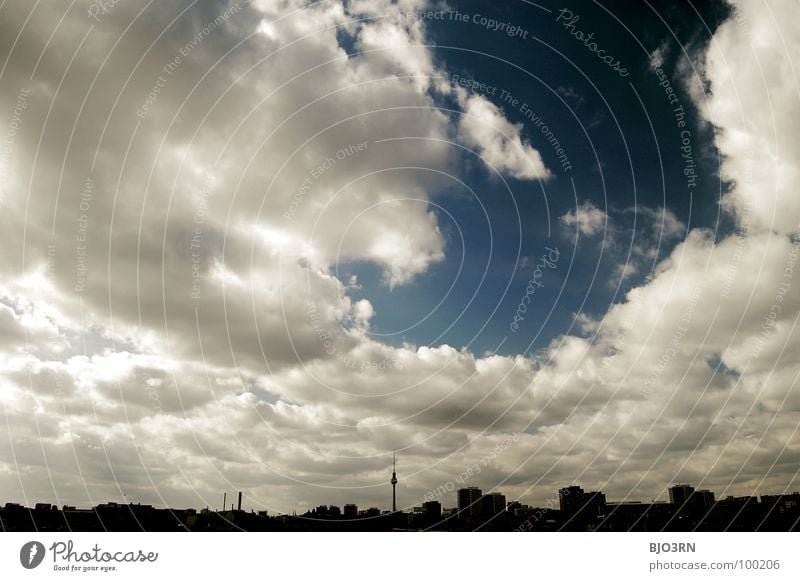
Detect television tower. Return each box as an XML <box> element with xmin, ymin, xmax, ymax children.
<box><xmin>391</xmin><ymin>450</ymin><xmax>398</xmax><ymax>513</ymax></box>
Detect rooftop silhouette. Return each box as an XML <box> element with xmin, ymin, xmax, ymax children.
<box><xmin>2</xmin><ymin>481</ymin><xmax>798</xmax><ymax>532</ymax></box>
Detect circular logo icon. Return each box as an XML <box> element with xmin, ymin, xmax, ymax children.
<box><xmin>19</xmin><ymin>541</ymin><xmax>46</xmax><ymax>569</ymax></box>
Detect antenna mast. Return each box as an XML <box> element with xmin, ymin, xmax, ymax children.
<box><xmin>391</xmin><ymin>449</ymin><xmax>398</xmax><ymax>513</ymax></box>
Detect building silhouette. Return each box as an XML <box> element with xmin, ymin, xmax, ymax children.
<box><xmin>422</xmin><ymin>501</ymin><xmax>441</xmax><ymax>519</ymax></box>
<box><xmin>695</xmin><ymin>489</ymin><xmax>716</xmax><ymax>510</ymax></box>
<box><xmin>559</xmin><ymin>486</ymin><xmax>606</xmax><ymax>528</ymax></box>
<box><xmin>669</xmin><ymin>484</ymin><xmax>695</xmax><ymax>506</ymax></box>
<box><xmin>669</xmin><ymin>483</ymin><xmax>698</xmax><ymax>519</ymax></box>
<box><xmin>481</xmin><ymin>492</ymin><xmax>506</xmax><ymax>518</ymax></box>
<box><xmin>2</xmin><ymin>482</ymin><xmax>798</xmax><ymax>532</ymax></box>
<box><xmin>457</xmin><ymin>487</ymin><xmax>482</xmax><ymax>520</ymax></box>
<box><xmin>559</xmin><ymin>486</ymin><xmax>584</xmax><ymax>513</ymax></box>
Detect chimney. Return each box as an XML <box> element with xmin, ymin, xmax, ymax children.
<box><xmin>237</xmin><ymin>491</ymin><xmax>242</xmax><ymax>511</ymax></box>
<box><xmin>222</xmin><ymin>492</ymin><xmax>226</xmax><ymax>511</ymax></box>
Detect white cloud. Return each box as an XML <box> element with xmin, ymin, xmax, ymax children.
<box><xmin>561</xmin><ymin>201</ymin><xmax>608</xmax><ymax>236</ymax></box>
<box><xmin>457</xmin><ymin>92</ymin><xmax>552</xmax><ymax>180</ymax></box>
<box><xmin>693</xmin><ymin>0</ymin><xmax>800</xmax><ymax>235</ymax></box>
<box><xmin>636</xmin><ymin>206</ymin><xmax>685</xmax><ymax>240</ymax></box>
<box><xmin>649</xmin><ymin>39</ymin><xmax>670</xmax><ymax>70</ymax></box>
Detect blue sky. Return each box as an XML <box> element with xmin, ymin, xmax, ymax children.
<box><xmin>345</xmin><ymin>0</ymin><xmax>728</xmax><ymax>357</ymax></box>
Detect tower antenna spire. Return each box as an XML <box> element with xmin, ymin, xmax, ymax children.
<box><xmin>391</xmin><ymin>449</ymin><xmax>398</xmax><ymax>513</ymax></box>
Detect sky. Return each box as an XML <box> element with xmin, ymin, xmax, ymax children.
<box><xmin>0</xmin><ymin>0</ymin><xmax>798</xmax><ymax>514</ymax></box>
